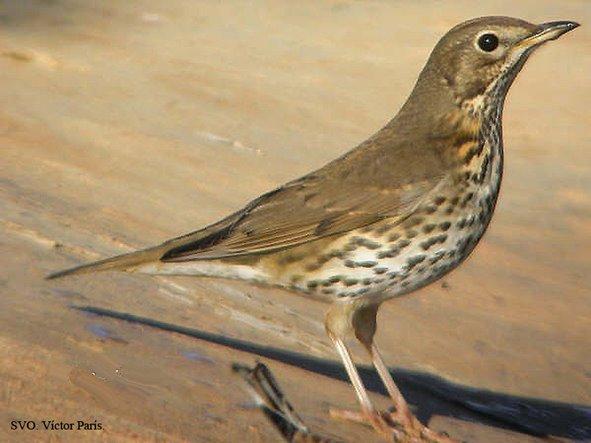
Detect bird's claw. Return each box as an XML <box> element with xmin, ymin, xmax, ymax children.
<box><xmin>329</xmin><ymin>407</ymin><xmax>458</xmax><ymax>443</ymax></box>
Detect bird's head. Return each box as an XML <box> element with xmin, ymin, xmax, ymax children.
<box><xmin>417</xmin><ymin>17</ymin><xmax>579</xmax><ymax>114</ymax></box>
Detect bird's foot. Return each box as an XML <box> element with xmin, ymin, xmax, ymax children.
<box><xmin>329</xmin><ymin>407</ymin><xmax>458</xmax><ymax>443</ymax></box>
<box><xmin>330</xmin><ymin>406</ymin><xmax>404</xmax><ymax>441</ymax></box>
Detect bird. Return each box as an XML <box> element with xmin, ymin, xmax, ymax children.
<box><xmin>47</xmin><ymin>17</ymin><xmax>579</xmax><ymax>442</ymax></box>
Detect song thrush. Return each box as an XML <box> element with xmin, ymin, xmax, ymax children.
<box><xmin>48</xmin><ymin>17</ymin><xmax>579</xmax><ymax>442</ymax></box>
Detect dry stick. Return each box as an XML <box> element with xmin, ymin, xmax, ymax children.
<box><xmin>232</xmin><ymin>362</ymin><xmax>344</xmax><ymax>443</ymax></box>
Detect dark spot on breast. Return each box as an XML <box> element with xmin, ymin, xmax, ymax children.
<box><xmin>311</xmin><ymin>252</ymin><xmax>341</xmax><ymax>268</ymax></box>
<box><xmin>403</xmin><ymin>217</ymin><xmax>424</xmax><ymax>228</ymax></box>
<box><xmin>343</xmin><ymin>243</ymin><xmax>357</xmax><ymax>252</ymax></box>
<box><xmin>457</xmin><ymin>235</ymin><xmax>474</xmax><ymax>256</ymax></box>
<box><xmin>450</xmin><ymin>196</ymin><xmax>459</xmax><ymax>205</ymax></box>
<box><xmin>388</xmin><ymin>233</ymin><xmax>401</xmax><ymax>242</ymax></box>
<box><xmin>422</xmin><ymin>224</ymin><xmax>436</xmax><ymax>234</ymax></box>
<box><xmin>374</xmin><ymin>267</ymin><xmax>388</xmax><ymax>275</ymax></box>
<box><xmin>429</xmin><ymin>252</ymin><xmax>446</xmax><ymax>265</ymax></box>
<box><xmin>344</xmin><ymin>278</ymin><xmax>359</xmax><ymax>287</ymax></box>
<box><xmin>307</xmin><ymin>252</ymin><xmax>343</xmax><ymax>271</ymax></box>
<box><xmin>397</xmin><ymin>239</ymin><xmax>411</xmax><ymax>249</ymax></box>
<box><xmin>439</xmin><ymin>221</ymin><xmax>451</xmax><ymax>231</ymax></box>
<box><xmin>463</xmin><ymin>142</ymin><xmax>485</xmax><ymax>164</ymax></box>
<box><xmin>377</xmin><ymin>247</ymin><xmax>400</xmax><ymax>259</ymax></box>
<box><xmin>406</xmin><ymin>254</ymin><xmax>426</xmax><ymax>270</ymax></box>
<box><xmin>420</xmin><ymin>239</ymin><xmax>435</xmax><ymax>251</ymax></box>
<box><xmin>420</xmin><ymin>234</ymin><xmax>448</xmax><ymax>251</ymax></box>
<box><xmin>457</xmin><ymin>218</ymin><xmax>467</xmax><ymax>229</ymax></box>
<box><xmin>321</xmin><ymin>288</ymin><xmax>335</xmax><ymax>295</ymax></box>
<box><xmin>434</xmin><ymin>196</ymin><xmax>446</xmax><ymax>206</ymax></box>
<box><xmin>461</xmin><ymin>192</ymin><xmax>475</xmax><ymax>208</ymax></box>
<box><xmin>307</xmin><ymin>281</ymin><xmax>319</xmax><ymax>289</ymax></box>
<box><xmin>480</xmin><ymin>154</ymin><xmax>491</xmax><ymax>179</ymax></box>
<box><xmin>332</xmin><ymin>250</ymin><xmax>346</xmax><ymax>259</ymax></box>
<box><xmin>353</xmin><ymin>237</ymin><xmax>381</xmax><ymax>250</ymax></box>
<box><xmin>328</xmin><ymin>275</ymin><xmax>341</xmax><ymax>283</ymax></box>
<box><xmin>357</xmin><ymin>260</ymin><xmax>377</xmax><ymax>268</ymax></box>
<box><xmin>473</xmin><ymin>159</ymin><xmax>491</xmax><ymax>185</ymax></box>
<box><xmin>424</xmin><ymin>205</ymin><xmax>437</xmax><ymax>214</ymax></box>
<box><xmin>405</xmin><ymin>229</ymin><xmax>418</xmax><ymax>239</ymax></box>
<box><xmin>445</xmin><ymin>206</ymin><xmax>454</xmax><ymax>215</ymax></box>
<box><xmin>362</xmin><ymin>278</ymin><xmax>372</xmax><ymax>285</ymax></box>
<box><xmin>375</xmin><ymin>223</ymin><xmax>397</xmax><ymax>235</ymax></box>
<box><xmin>482</xmin><ymin>194</ymin><xmax>495</xmax><ymax>212</ymax></box>
<box><xmin>344</xmin><ymin>260</ymin><xmax>355</xmax><ymax>268</ymax></box>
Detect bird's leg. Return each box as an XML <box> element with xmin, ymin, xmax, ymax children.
<box><xmin>369</xmin><ymin>343</ymin><xmax>413</xmax><ymax>427</ymax></box>
<box><xmin>352</xmin><ymin>305</ymin><xmax>458</xmax><ymax>443</ymax></box>
<box><xmin>370</xmin><ymin>344</ymin><xmax>458</xmax><ymax>443</ymax></box>
<box><xmin>325</xmin><ymin>304</ymin><xmax>400</xmax><ymax>441</ymax></box>
<box><xmin>328</xmin><ymin>333</ymin><xmax>400</xmax><ymax>439</ymax></box>
<box><xmin>351</xmin><ymin>303</ymin><xmax>414</xmax><ymax>425</ymax></box>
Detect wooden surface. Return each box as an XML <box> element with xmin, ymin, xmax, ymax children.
<box><xmin>0</xmin><ymin>1</ymin><xmax>590</xmax><ymax>441</ymax></box>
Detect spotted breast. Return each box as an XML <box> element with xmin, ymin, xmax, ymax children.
<box><xmin>252</xmin><ymin>95</ymin><xmax>504</xmax><ymax>303</ymax></box>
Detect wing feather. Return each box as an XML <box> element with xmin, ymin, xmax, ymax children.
<box><xmin>161</xmin><ymin>131</ymin><xmax>450</xmax><ymax>262</ymax></box>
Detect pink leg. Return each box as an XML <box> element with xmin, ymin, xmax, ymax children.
<box><xmin>328</xmin><ymin>333</ymin><xmax>401</xmax><ymax>441</ymax></box>
<box><xmin>351</xmin><ymin>305</ymin><xmax>458</xmax><ymax>442</ymax></box>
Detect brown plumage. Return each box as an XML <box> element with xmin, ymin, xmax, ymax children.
<box><xmin>47</xmin><ymin>17</ymin><xmax>578</xmax><ymax>442</ymax></box>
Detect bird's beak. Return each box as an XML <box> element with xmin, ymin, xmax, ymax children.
<box><xmin>517</xmin><ymin>21</ymin><xmax>580</xmax><ymax>49</ymax></box>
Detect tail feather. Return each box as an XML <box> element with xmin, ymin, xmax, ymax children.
<box><xmin>45</xmin><ymin>245</ymin><xmax>165</xmax><ymax>280</ymax></box>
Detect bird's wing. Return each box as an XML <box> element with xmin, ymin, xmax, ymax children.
<box><xmin>161</xmin><ymin>144</ymin><xmax>448</xmax><ymax>261</ymax></box>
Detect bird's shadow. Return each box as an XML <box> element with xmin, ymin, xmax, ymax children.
<box><xmin>73</xmin><ymin>305</ymin><xmax>591</xmax><ymax>440</ymax></box>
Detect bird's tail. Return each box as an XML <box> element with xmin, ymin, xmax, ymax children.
<box><xmin>45</xmin><ymin>244</ymin><xmax>166</xmax><ymax>280</ymax></box>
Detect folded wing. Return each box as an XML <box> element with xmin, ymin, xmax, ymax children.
<box><xmin>161</xmin><ymin>142</ymin><xmax>447</xmax><ymax>261</ymax></box>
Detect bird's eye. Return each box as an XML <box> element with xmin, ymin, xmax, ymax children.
<box><xmin>477</xmin><ymin>33</ymin><xmax>499</xmax><ymax>52</ymax></box>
